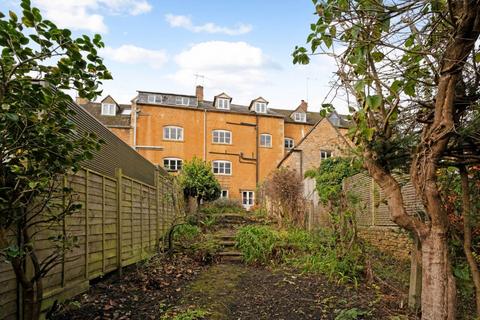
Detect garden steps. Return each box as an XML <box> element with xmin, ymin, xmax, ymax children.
<box><xmin>211</xmin><ymin>213</ymin><xmax>251</xmax><ymax>263</ymax></box>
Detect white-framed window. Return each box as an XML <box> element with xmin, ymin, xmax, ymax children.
<box><xmin>217</xmin><ymin>98</ymin><xmax>230</xmax><ymax>110</ymax></box>
<box><xmin>163</xmin><ymin>126</ymin><xmax>184</xmax><ymax>141</ymax></box>
<box><xmin>212</xmin><ymin>130</ymin><xmax>232</xmax><ymax>144</ymax></box>
<box><xmin>320</xmin><ymin>150</ymin><xmax>332</xmax><ymax>160</ymax></box>
<box><xmin>175</xmin><ymin>96</ymin><xmax>190</xmax><ymax>106</ymax></box>
<box><xmin>212</xmin><ymin>160</ymin><xmax>232</xmax><ymax>175</ymax></box>
<box><xmin>284</xmin><ymin>138</ymin><xmax>294</xmax><ymax>149</ymax></box>
<box><xmin>255</xmin><ymin>102</ymin><xmax>267</xmax><ymax>113</ymax></box>
<box><xmin>163</xmin><ymin>158</ymin><xmax>182</xmax><ymax>172</ymax></box>
<box><xmin>242</xmin><ymin>191</ymin><xmax>254</xmax><ymax>209</ymax></box>
<box><xmin>101</xmin><ymin>103</ymin><xmax>116</xmax><ymax>116</ymax></box>
<box><xmin>293</xmin><ymin>112</ymin><xmax>307</xmax><ymax>122</ymax></box>
<box><xmin>155</xmin><ymin>95</ymin><xmax>163</xmax><ymax>104</ymax></box>
<box><xmin>147</xmin><ymin>95</ymin><xmax>155</xmax><ymax>104</ymax></box>
<box><xmin>260</xmin><ymin>134</ymin><xmax>272</xmax><ymax>148</ymax></box>
<box><xmin>220</xmin><ymin>190</ymin><xmax>229</xmax><ymax>198</ymax></box>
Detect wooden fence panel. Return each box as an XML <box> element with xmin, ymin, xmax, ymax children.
<box><xmin>0</xmin><ymin>166</ymin><xmax>183</xmax><ymax>320</ymax></box>
<box><xmin>344</xmin><ymin>172</ymin><xmax>423</xmax><ymax>227</ymax></box>
<box><xmin>0</xmin><ymin>230</ymin><xmax>18</xmax><ymax>320</ymax></box>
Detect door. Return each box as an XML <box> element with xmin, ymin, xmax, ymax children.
<box><xmin>242</xmin><ymin>191</ymin><xmax>254</xmax><ymax>210</ymax></box>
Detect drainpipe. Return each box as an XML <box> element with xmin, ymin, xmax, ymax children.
<box><xmin>203</xmin><ymin>109</ymin><xmax>207</xmax><ymax>161</ymax></box>
<box><xmin>255</xmin><ymin>114</ymin><xmax>259</xmax><ymax>185</ymax></box>
<box><xmin>132</xmin><ymin>101</ymin><xmax>138</xmax><ymax>150</ymax></box>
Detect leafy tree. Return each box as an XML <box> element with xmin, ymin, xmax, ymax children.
<box><xmin>294</xmin><ymin>1</ymin><xmax>480</xmax><ymax>318</ymax></box>
<box><xmin>178</xmin><ymin>157</ymin><xmax>221</xmax><ymax>212</ymax></box>
<box><xmin>0</xmin><ymin>1</ymin><xmax>111</xmax><ymax>319</ymax></box>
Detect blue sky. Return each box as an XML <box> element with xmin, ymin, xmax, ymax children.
<box><xmin>1</xmin><ymin>0</ymin><xmax>344</xmax><ymax>112</ymax></box>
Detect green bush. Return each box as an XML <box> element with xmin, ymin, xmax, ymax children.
<box><xmin>173</xmin><ymin>224</ymin><xmax>201</xmax><ymax>246</ymax></box>
<box><xmin>191</xmin><ymin>234</ymin><xmax>221</xmax><ymax>263</ymax></box>
<box><xmin>201</xmin><ymin>198</ymin><xmax>244</xmax><ymax>215</ymax></box>
<box><xmin>235</xmin><ymin>225</ymin><xmax>279</xmax><ymax>264</ymax></box>
<box><xmin>236</xmin><ymin>225</ymin><xmax>364</xmax><ymax>284</ymax></box>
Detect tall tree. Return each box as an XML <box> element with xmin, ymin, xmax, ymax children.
<box><xmin>0</xmin><ymin>1</ymin><xmax>111</xmax><ymax>319</ymax></box>
<box><xmin>293</xmin><ymin>1</ymin><xmax>480</xmax><ymax>319</ymax></box>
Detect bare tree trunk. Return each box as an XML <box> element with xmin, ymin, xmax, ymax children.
<box><xmin>23</xmin><ymin>279</ymin><xmax>42</xmax><ymax>320</ymax></box>
<box><xmin>421</xmin><ymin>228</ymin><xmax>456</xmax><ymax>320</ymax></box>
<box><xmin>460</xmin><ymin>166</ymin><xmax>480</xmax><ymax>316</ymax></box>
<box><xmin>364</xmin><ymin>156</ymin><xmax>457</xmax><ymax>319</ymax></box>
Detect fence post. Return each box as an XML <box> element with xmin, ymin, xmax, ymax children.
<box><xmin>140</xmin><ymin>185</ymin><xmax>144</xmax><ymax>258</ymax></box>
<box><xmin>85</xmin><ymin>169</ymin><xmax>89</xmax><ymax>279</ymax></box>
<box><xmin>115</xmin><ymin>168</ymin><xmax>123</xmax><ymax>276</ymax></box>
<box><xmin>371</xmin><ymin>177</ymin><xmax>376</xmax><ymax>226</ymax></box>
<box><xmin>155</xmin><ymin>169</ymin><xmax>160</xmax><ymax>248</ymax></box>
<box><xmin>61</xmin><ymin>175</ymin><xmax>67</xmax><ymax>287</ymax></box>
<box><xmin>102</xmin><ymin>176</ymin><xmax>106</xmax><ymax>274</ymax></box>
<box><xmin>408</xmin><ymin>234</ymin><xmax>422</xmax><ymax>310</ymax></box>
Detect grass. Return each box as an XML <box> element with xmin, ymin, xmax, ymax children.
<box><xmin>235</xmin><ymin>225</ymin><xmax>365</xmax><ymax>284</ymax></box>
<box><xmin>162</xmin><ymin>308</ymin><xmax>208</xmax><ymax>320</ymax></box>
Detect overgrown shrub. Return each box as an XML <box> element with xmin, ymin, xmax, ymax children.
<box><xmin>172</xmin><ymin>223</ymin><xmax>220</xmax><ymax>263</ymax></box>
<box><xmin>263</xmin><ymin>168</ymin><xmax>306</xmax><ymax>227</ymax></box>
<box><xmin>173</xmin><ymin>224</ymin><xmax>201</xmax><ymax>247</ymax></box>
<box><xmin>235</xmin><ymin>225</ymin><xmax>365</xmax><ymax>284</ymax></box>
<box><xmin>235</xmin><ymin>225</ymin><xmax>279</xmax><ymax>264</ymax></box>
<box><xmin>201</xmin><ymin>198</ymin><xmax>244</xmax><ymax>215</ymax></box>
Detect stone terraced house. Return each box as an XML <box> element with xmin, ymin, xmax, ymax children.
<box><xmin>78</xmin><ymin>85</ymin><xmax>350</xmax><ymax>209</ymax></box>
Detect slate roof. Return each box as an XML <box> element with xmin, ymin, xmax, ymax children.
<box><xmin>81</xmin><ymin>101</ymin><xmax>131</xmax><ymax>127</ymax></box>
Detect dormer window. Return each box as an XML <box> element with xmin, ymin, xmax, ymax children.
<box><xmin>175</xmin><ymin>96</ymin><xmax>190</xmax><ymax>106</ymax></box>
<box><xmin>255</xmin><ymin>102</ymin><xmax>267</xmax><ymax>113</ymax></box>
<box><xmin>329</xmin><ymin>113</ymin><xmax>340</xmax><ymax>126</ymax></box>
<box><xmin>293</xmin><ymin>112</ymin><xmax>307</xmax><ymax>122</ymax></box>
<box><xmin>217</xmin><ymin>98</ymin><xmax>230</xmax><ymax>110</ymax></box>
<box><xmin>101</xmin><ymin>103</ymin><xmax>116</xmax><ymax>116</ymax></box>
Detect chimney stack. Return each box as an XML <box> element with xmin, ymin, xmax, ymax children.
<box><xmin>76</xmin><ymin>96</ymin><xmax>89</xmax><ymax>105</ymax></box>
<box><xmin>299</xmin><ymin>99</ymin><xmax>308</xmax><ymax>112</ymax></box>
<box><xmin>195</xmin><ymin>85</ymin><xmax>204</xmax><ymax>102</ymax></box>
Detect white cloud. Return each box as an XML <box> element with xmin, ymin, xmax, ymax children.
<box><xmin>102</xmin><ymin>45</ymin><xmax>168</xmax><ymax>69</ymax></box>
<box><xmin>171</xmin><ymin>41</ymin><xmax>279</xmax><ymax>103</ymax></box>
<box><xmin>165</xmin><ymin>14</ymin><xmax>252</xmax><ymax>36</ymax></box>
<box><xmin>32</xmin><ymin>0</ymin><xmax>152</xmax><ymax>33</ymax></box>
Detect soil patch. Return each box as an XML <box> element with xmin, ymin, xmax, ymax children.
<box><xmin>166</xmin><ymin>264</ymin><xmax>413</xmax><ymax>320</ymax></box>
<box><xmin>51</xmin><ymin>254</ymin><xmax>204</xmax><ymax>320</ymax></box>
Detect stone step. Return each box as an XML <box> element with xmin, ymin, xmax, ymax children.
<box><xmin>219</xmin><ymin>255</ymin><xmax>243</xmax><ymax>263</ymax></box>
<box><xmin>218</xmin><ymin>250</ymin><xmax>242</xmax><ymax>257</ymax></box>
<box><xmin>219</xmin><ymin>240</ymin><xmax>236</xmax><ymax>247</ymax></box>
<box><xmin>215</xmin><ymin>234</ymin><xmax>237</xmax><ymax>241</ymax></box>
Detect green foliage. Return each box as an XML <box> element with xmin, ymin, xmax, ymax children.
<box><xmin>178</xmin><ymin>157</ymin><xmax>221</xmax><ymax>203</ymax></box>
<box><xmin>305</xmin><ymin>157</ymin><xmax>361</xmax><ymax>205</ymax></box>
<box><xmin>235</xmin><ymin>225</ymin><xmax>364</xmax><ymax>284</ymax></box>
<box><xmin>172</xmin><ymin>224</ymin><xmax>220</xmax><ymax>263</ymax></box>
<box><xmin>235</xmin><ymin>225</ymin><xmax>279</xmax><ymax>264</ymax></box>
<box><xmin>0</xmin><ymin>1</ymin><xmax>111</xmax><ymax>317</ymax></box>
<box><xmin>163</xmin><ymin>308</ymin><xmax>208</xmax><ymax>320</ymax></box>
<box><xmin>335</xmin><ymin>307</ymin><xmax>370</xmax><ymax>320</ymax></box>
<box><xmin>191</xmin><ymin>234</ymin><xmax>221</xmax><ymax>263</ymax></box>
<box><xmin>173</xmin><ymin>224</ymin><xmax>201</xmax><ymax>244</ymax></box>
<box><xmin>200</xmin><ymin>198</ymin><xmax>244</xmax><ymax>215</ymax></box>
